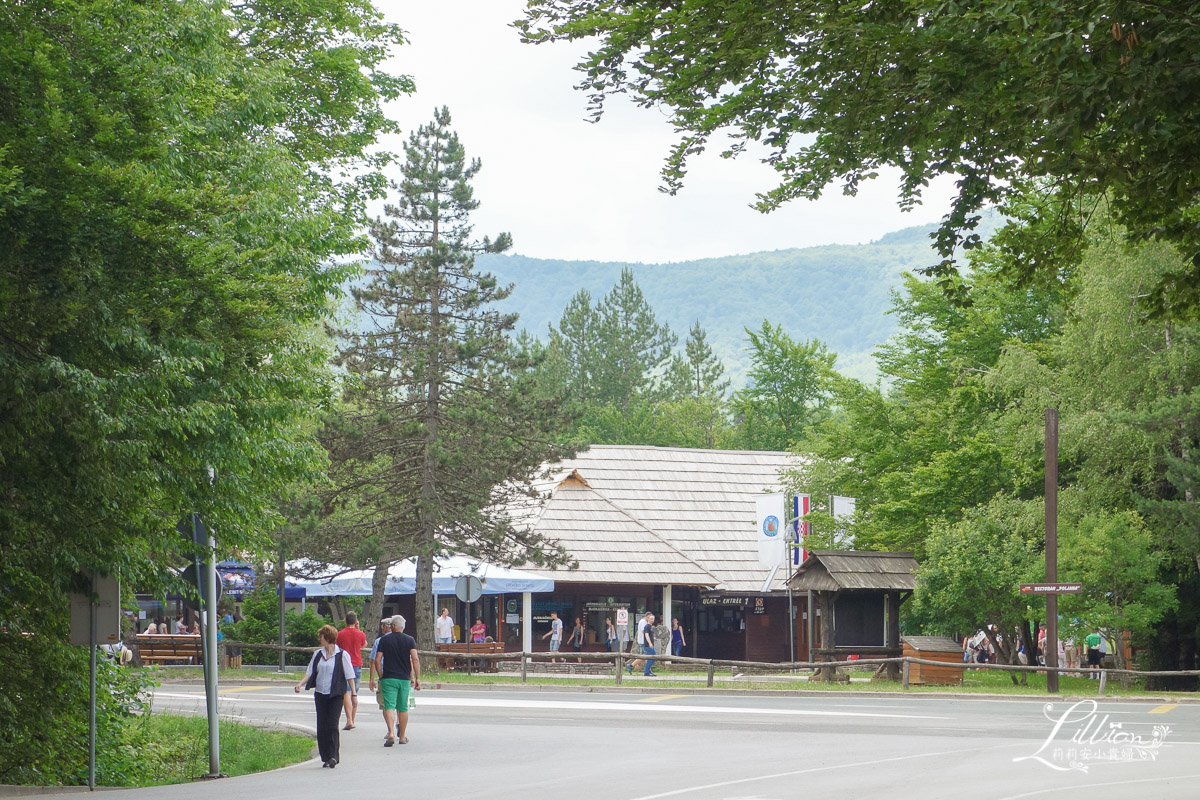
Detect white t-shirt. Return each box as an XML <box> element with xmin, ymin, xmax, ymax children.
<box><xmin>636</xmin><ymin>619</ymin><xmax>650</xmax><ymax>647</ymax></box>
<box><xmin>550</xmin><ymin>617</ymin><xmax>563</xmax><ymax>641</ymax></box>
<box><xmin>436</xmin><ymin>616</ymin><xmax>454</xmax><ymax>639</ymax></box>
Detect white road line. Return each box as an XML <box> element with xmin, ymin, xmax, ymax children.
<box><xmin>625</xmin><ymin>742</ymin><xmax>1022</xmax><ymax>800</ymax></box>
<box><xmin>998</xmin><ymin>773</ymin><xmax>1200</xmax><ymax>799</ymax></box>
<box><xmin>153</xmin><ymin>692</ymin><xmax>950</xmax><ymax>720</ymax></box>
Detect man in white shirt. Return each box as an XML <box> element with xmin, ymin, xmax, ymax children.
<box><xmin>628</xmin><ymin>612</ymin><xmax>655</xmax><ymax>675</ymax></box>
<box><xmin>541</xmin><ymin>611</ymin><xmax>563</xmax><ymax>662</ymax></box>
<box><xmin>435</xmin><ymin>608</ymin><xmax>454</xmax><ymax>644</ymax></box>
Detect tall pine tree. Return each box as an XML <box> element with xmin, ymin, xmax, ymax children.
<box><xmin>667</xmin><ymin>320</ymin><xmax>731</xmax><ymax>400</ymax></box>
<box><xmin>333</xmin><ymin>108</ymin><xmax>574</xmax><ymax>644</ymax></box>
<box><xmin>594</xmin><ymin>267</ymin><xmax>677</xmax><ymax>409</ymax></box>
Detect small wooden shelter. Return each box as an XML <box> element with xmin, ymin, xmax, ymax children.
<box><xmin>787</xmin><ymin>550</ymin><xmax>919</xmax><ymax>681</ymax></box>
<box><xmin>902</xmin><ymin>636</ymin><xmax>964</xmax><ymax>685</ymax></box>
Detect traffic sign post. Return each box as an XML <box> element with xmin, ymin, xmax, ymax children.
<box><xmin>455</xmin><ymin>576</ymin><xmax>483</xmax><ymax>674</ymax></box>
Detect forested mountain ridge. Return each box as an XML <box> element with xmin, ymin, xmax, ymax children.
<box><xmin>477</xmin><ymin>219</ymin><xmax>995</xmax><ymax>383</ymax></box>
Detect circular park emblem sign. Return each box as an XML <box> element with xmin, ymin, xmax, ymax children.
<box><xmin>762</xmin><ymin>515</ymin><xmax>780</xmax><ymax>537</ymax></box>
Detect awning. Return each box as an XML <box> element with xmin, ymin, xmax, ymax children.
<box><xmin>288</xmin><ymin>554</ymin><xmax>554</xmax><ymax>597</ymax></box>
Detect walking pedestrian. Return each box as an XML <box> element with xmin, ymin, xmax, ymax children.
<box><xmin>294</xmin><ymin>625</ymin><xmax>355</xmax><ymax>768</ymax></box>
<box><xmin>368</xmin><ymin>619</ymin><xmax>390</xmax><ymax>715</ymax></box>
<box><xmin>605</xmin><ymin>618</ymin><xmax>618</xmax><ymax>651</ymax></box>
<box><xmin>370</xmin><ymin>615</ymin><xmax>420</xmax><ymax>747</ymax></box>
<box><xmin>627</xmin><ymin>612</ymin><xmax>657</xmax><ymax>676</ymax></box>
<box><xmin>1085</xmin><ymin>627</ymin><xmax>1103</xmax><ymax>679</ymax></box>
<box><xmin>435</xmin><ymin>608</ymin><xmax>454</xmax><ymax>644</ymax></box>
<box><xmin>336</xmin><ymin>612</ymin><xmax>367</xmax><ymax>730</ymax></box>
<box><xmin>568</xmin><ymin>617</ymin><xmax>585</xmax><ymax>662</ymax></box>
<box><xmin>541</xmin><ymin>611</ymin><xmax>563</xmax><ymax>663</ymax></box>
<box><xmin>671</xmin><ymin>618</ymin><xmax>686</xmax><ymax>657</ymax></box>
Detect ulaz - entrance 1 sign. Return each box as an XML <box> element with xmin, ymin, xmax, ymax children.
<box><xmin>701</xmin><ymin>595</ymin><xmax>750</xmax><ymax>607</ymax></box>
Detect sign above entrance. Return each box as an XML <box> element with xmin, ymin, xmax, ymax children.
<box><xmin>701</xmin><ymin>595</ymin><xmax>750</xmax><ymax>607</ymax></box>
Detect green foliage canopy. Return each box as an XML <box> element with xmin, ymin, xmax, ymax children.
<box><xmin>0</xmin><ymin>0</ymin><xmax>406</xmax><ymax>783</ymax></box>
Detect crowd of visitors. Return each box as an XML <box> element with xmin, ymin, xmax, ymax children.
<box><xmin>961</xmin><ymin>624</ymin><xmax>1110</xmax><ymax>677</ymax></box>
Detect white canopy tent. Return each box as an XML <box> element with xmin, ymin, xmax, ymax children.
<box><xmin>287</xmin><ymin>555</ymin><xmax>554</xmax><ymax>597</ymax></box>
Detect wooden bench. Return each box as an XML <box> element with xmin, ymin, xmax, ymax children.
<box><xmin>435</xmin><ymin>642</ymin><xmax>505</xmax><ymax>672</ymax></box>
<box><xmin>135</xmin><ymin>634</ymin><xmax>203</xmax><ymax>665</ymax></box>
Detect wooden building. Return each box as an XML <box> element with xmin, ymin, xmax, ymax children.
<box><xmin>508</xmin><ymin>445</ymin><xmax>802</xmax><ymax>662</ymax></box>
<box><xmin>787</xmin><ymin>550</ymin><xmax>919</xmax><ymax>679</ymax></box>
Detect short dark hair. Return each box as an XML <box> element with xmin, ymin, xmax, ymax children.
<box><xmin>345</xmin><ymin>611</ymin><xmax>358</xmax><ymax>625</ymax></box>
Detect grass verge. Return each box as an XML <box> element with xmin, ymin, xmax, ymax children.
<box><xmin>116</xmin><ymin>713</ymin><xmax>313</xmax><ymax>786</ymax></box>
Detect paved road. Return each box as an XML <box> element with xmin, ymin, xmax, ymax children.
<box><xmin>22</xmin><ymin>684</ymin><xmax>1200</xmax><ymax>799</ymax></box>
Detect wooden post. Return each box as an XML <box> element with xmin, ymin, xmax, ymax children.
<box><xmin>886</xmin><ymin>591</ymin><xmax>901</xmax><ymax>681</ymax></box>
<box><xmin>901</xmin><ymin>658</ymin><xmax>910</xmax><ymax>690</ymax></box>
<box><xmin>615</xmin><ymin>653</ymin><xmax>622</xmax><ymax>686</ymax></box>
<box><xmin>520</xmin><ymin>651</ymin><xmax>527</xmax><ymax>684</ymax></box>
<box><xmin>707</xmin><ymin>662</ymin><xmax>715</xmax><ymax>688</ymax></box>
<box><xmin>819</xmin><ymin>591</ymin><xmax>838</xmax><ymax>682</ymax></box>
<box><xmin>1098</xmin><ymin>669</ymin><xmax>1107</xmax><ymax>697</ymax></box>
<box><xmin>1046</xmin><ymin>408</ymin><xmax>1061</xmax><ymax>694</ymax></box>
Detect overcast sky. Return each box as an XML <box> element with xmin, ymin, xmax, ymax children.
<box><xmin>374</xmin><ymin>0</ymin><xmax>960</xmax><ymax>265</ymax></box>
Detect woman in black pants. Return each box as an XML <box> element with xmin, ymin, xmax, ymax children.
<box><xmin>295</xmin><ymin>624</ymin><xmax>355</xmax><ymax>768</ymax></box>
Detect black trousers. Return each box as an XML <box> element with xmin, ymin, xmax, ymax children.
<box><xmin>314</xmin><ymin>691</ymin><xmax>344</xmax><ymax>763</ymax></box>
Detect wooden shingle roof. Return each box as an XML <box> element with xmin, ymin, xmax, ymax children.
<box><xmin>787</xmin><ymin>550</ymin><xmax>919</xmax><ymax>592</ymax></box>
<box><xmin>513</xmin><ymin>445</ymin><xmax>798</xmax><ymax>592</ymax></box>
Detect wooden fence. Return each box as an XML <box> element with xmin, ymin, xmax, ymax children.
<box><xmin>216</xmin><ymin>642</ymin><xmax>1200</xmax><ymax>695</ymax></box>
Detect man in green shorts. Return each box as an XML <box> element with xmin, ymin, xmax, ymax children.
<box><xmin>370</xmin><ymin>614</ymin><xmax>421</xmax><ymax>747</ymax></box>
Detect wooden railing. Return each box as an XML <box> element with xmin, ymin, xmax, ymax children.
<box><xmin>209</xmin><ymin>642</ymin><xmax>1200</xmax><ymax>695</ymax></box>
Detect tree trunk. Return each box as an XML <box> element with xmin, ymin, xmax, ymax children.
<box><xmin>364</xmin><ymin>554</ymin><xmax>392</xmax><ymax>639</ymax></box>
<box><xmin>415</xmin><ymin>551</ymin><xmax>434</xmax><ymax>649</ymax></box>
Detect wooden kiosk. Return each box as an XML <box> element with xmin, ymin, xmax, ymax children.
<box><xmin>787</xmin><ymin>551</ymin><xmax>918</xmax><ymax>682</ymax></box>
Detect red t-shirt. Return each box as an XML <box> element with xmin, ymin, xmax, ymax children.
<box><xmin>336</xmin><ymin>625</ymin><xmax>368</xmax><ymax>667</ymax></box>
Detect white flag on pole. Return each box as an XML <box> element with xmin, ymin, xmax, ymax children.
<box><xmin>756</xmin><ymin>494</ymin><xmax>786</xmax><ymax>567</ymax></box>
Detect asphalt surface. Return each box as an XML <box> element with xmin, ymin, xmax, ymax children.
<box><xmin>12</xmin><ymin>682</ymin><xmax>1200</xmax><ymax>799</ymax></box>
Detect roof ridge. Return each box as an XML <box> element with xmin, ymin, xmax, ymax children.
<box><xmin>587</xmin><ymin>443</ymin><xmax>794</xmax><ymax>457</ymax></box>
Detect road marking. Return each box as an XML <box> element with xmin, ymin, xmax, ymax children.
<box><xmin>642</xmin><ymin>695</ymin><xmax>687</xmax><ymax>702</ymax></box>
<box><xmin>998</xmin><ymin>773</ymin><xmax>1200</xmax><ymax>799</ymax></box>
<box><xmin>219</xmin><ymin>686</ymin><xmax>273</xmax><ymax>694</ymax></box>
<box><xmin>153</xmin><ymin>692</ymin><xmax>950</xmax><ymax>720</ymax></box>
<box><xmin>626</xmin><ymin>742</ymin><xmax>1020</xmax><ymax>800</ymax></box>
<box><xmin>1149</xmin><ymin>704</ymin><xmax>1177</xmax><ymax>714</ymax></box>
<box><xmin>375</xmin><ymin>696</ymin><xmax>951</xmax><ymax>720</ymax></box>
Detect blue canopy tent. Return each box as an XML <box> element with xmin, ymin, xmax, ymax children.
<box><xmin>217</xmin><ymin>560</ymin><xmax>306</xmax><ymax>600</ymax></box>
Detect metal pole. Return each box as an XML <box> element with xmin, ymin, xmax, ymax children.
<box><xmin>89</xmin><ymin>575</ymin><xmax>97</xmax><ymax>790</ymax></box>
<box><xmin>279</xmin><ymin>539</ymin><xmax>287</xmax><ymax>673</ymax></box>
<box><xmin>204</xmin><ymin>526</ymin><xmax>220</xmax><ymax>775</ymax></box>
<box><xmin>1046</xmin><ymin>408</ymin><xmax>1060</xmax><ymax>694</ymax></box>
<box><xmin>788</xmin><ymin>585</ymin><xmax>796</xmax><ymax>669</ymax></box>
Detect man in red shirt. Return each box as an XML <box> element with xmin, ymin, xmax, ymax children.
<box><xmin>336</xmin><ymin>612</ymin><xmax>368</xmax><ymax>730</ymax></box>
